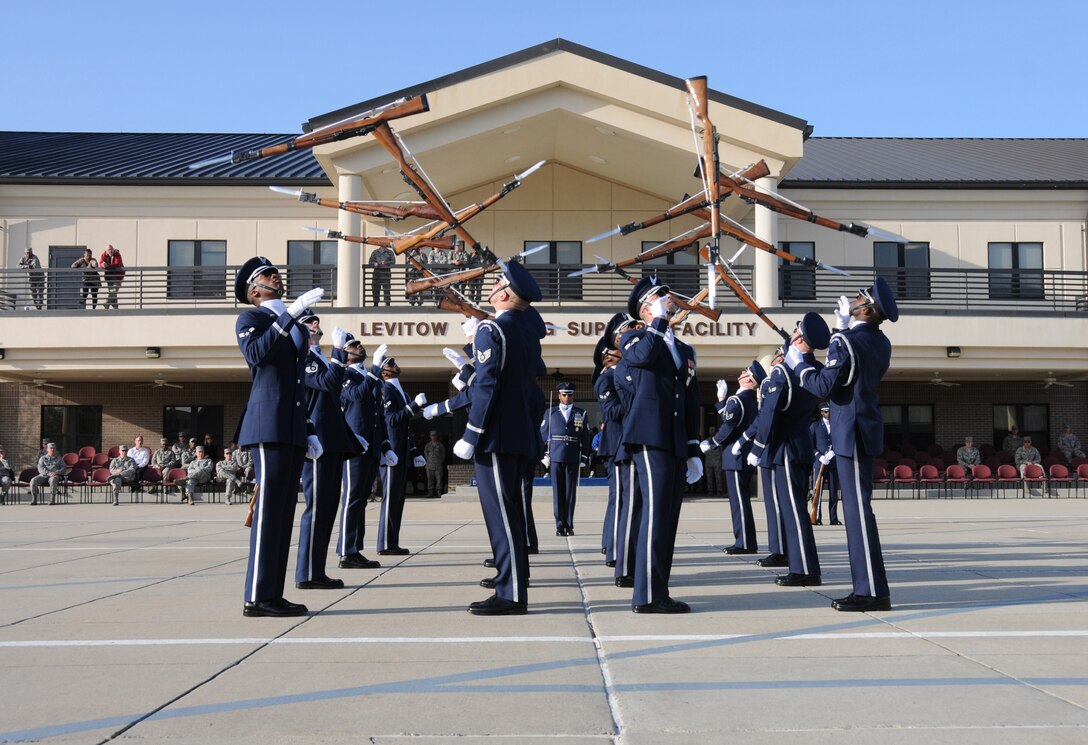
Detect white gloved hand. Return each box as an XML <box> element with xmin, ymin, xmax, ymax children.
<box><xmin>541</xmin><ymin>454</ymin><xmax>551</xmax><ymax>469</ymax></box>
<box><xmin>834</xmin><ymin>295</ymin><xmax>851</xmax><ymax>330</ymax></box>
<box><xmin>453</xmin><ymin>439</ymin><xmax>475</xmax><ymax>460</ymax></box>
<box><xmin>818</xmin><ymin>453</ymin><xmax>832</xmax><ymax>466</ymax></box>
<box><xmin>306</xmin><ymin>435</ymin><xmax>324</xmax><ymax>460</ymax></box>
<box><xmin>414</xmin><ymin>392</ymin><xmax>427</xmax><ymax>407</ymax></box>
<box><xmin>260</xmin><ymin>298</ymin><xmax>287</xmax><ymax>315</ymax></box>
<box><xmin>332</xmin><ymin>327</ymin><xmax>350</xmax><ymax>349</ymax></box>
<box><xmin>746</xmin><ymin>452</ymin><xmax>760</xmax><ymax>468</ymax></box>
<box><xmin>699</xmin><ymin>439</ymin><xmax>713</xmax><ymax>454</ymax></box>
<box><xmin>685</xmin><ymin>457</ymin><xmax>704</xmax><ymax>484</ymax></box>
<box><xmin>423</xmin><ymin>404</ymin><xmax>440</xmax><ymax>420</ymax></box>
<box><xmin>372</xmin><ymin>343</ymin><xmax>388</xmax><ymax>369</ymax></box>
<box><xmin>287</xmin><ymin>287</ymin><xmax>324</xmax><ymax>318</ymax></box>
<box><xmin>825</xmin><ymin>449</ymin><xmax>835</xmax><ymax>461</ymax></box>
<box><xmin>785</xmin><ymin>345</ymin><xmax>804</xmax><ymax>369</ymax></box>
<box><xmin>461</xmin><ymin>317</ymin><xmax>479</xmax><ymax>339</ymax></box>
<box><xmin>649</xmin><ymin>296</ymin><xmax>668</xmax><ymax>319</ymax></box>
<box><xmin>355</xmin><ymin>434</ymin><xmax>369</xmax><ymax>453</ymax></box>
<box><xmin>442</xmin><ymin>347</ymin><xmax>467</xmax><ymax>369</ymax></box>
<box><xmin>452</xmin><ymin>373</ymin><xmax>466</xmax><ymax>391</ymax></box>
<box><xmin>382</xmin><ymin>450</ymin><xmax>398</xmax><ymax>467</ymax></box>
<box><xmin>413</xmin><ymin>455</ymin><xmax>426</xmax><ymax>468</ymax></box>
<box><xmin>731</xmin><ymin>441</ymin><xmax>744</xmax><ymax>456</ymax></box>
<box><xmin>716</xmin><ymin>379</ymin><xmax>729</xmax><ymax>401</ymax></box>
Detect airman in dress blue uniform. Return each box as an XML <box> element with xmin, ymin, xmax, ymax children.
<box><xmin>540</xmin><ymin>381</ymin><xmax>592</xmax><ymax>536</ymax></box>
<box><xmin>788</xmin><ymin>276</ymin><xmax>899</xmax><ymax>612</ymax></box>
<box><xmin>810</xmin><ymin>403</ymin><xmax>840</xmax><ymax>525</ymax></box>
<box><xmin>233</xmin><ymin>256</ymin><xmax>324</xmax><ymax>617</ymax></box>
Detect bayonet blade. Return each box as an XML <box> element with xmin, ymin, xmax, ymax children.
<box><xmin>187</xmin><ymin>153</ymin><xmax>233</xmax><ymax>170</ymax></box>
<box><xmin>816</xmin><ymin>261</ymin><xmax>851</xmax><ymax>277</ymax></box>
<box><xmin>586</xmin><ymin>226</ymin><xmax>621</xmax><ymax>244</ymax></box>
<box><xmin>515</xmin><ymin>160</ymin><xmax>546</xmax><ymax>181</ymax></box>
<box><xmin>270</xmin><ymin>185</ymin><xmax>303</xmax><ymax>197</ymax></box>
<box><xmin>863</xmin><ymin>224</ymin><xmax>913</xmax><ymax>244</ymax></box>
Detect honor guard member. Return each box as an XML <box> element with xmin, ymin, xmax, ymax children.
<box><xmin>337</xmin><ymin>339</ymin><xmax>390</xmax><ymax>570</ymax></box>
<box><xmin>594</xmin><ymin>313</ymin><xmax>634</xmax><ymax>567</ymax></box>
<box><xmin>295</xmin><ymin>312</ymin><xmax>363</xmax><ymax>589</ymax></box>
<box><xmin>540</xmin><ymin>381</ymin><xmax>592</xmax><ymax>536</ymax></box>
<box><xmin>107</xmin><ymin>445</ymin><xmax>137</xmax><ymax>506</ymax></box>
<box><xmin>615</xmin><ymin>276</ymin><xmax>702</xmax><ymax>613</ymax></box>
<box><xmin>747</xmin><ymin>314</ymin><xmax>830</xmax><ymax>588</ymax></box>
<box><xmin>700</xmin><ymin>360</ymin><xmax>766</xmax><ymax>555</ymax></box>
<box><xmin>372</xmin><ymin>345</ymin><xmax>428</xmax><ymax>555</ymax></box>
<box><xmin>216</xmin><ymin>448</ymin><xmax>246</xmax><ymax>505</ymax></box>
<box><xmin>452</xmin><ymin>261</ymin><xmax>547</xmax><ymax>615</ymax></box>
<box><xmin>787</xmin><ymin>276</ymin><xmax>898</xmax><ymax>612</ymax></box>
<box><xmin>810</xmin><ymin>403</ymin><xmax>840</xmax><ymax>525</ymax></box>
<box><xmin>234</xmin><ymin>255</ymin><xmax>324</xmax><ymax>618</ymax></box>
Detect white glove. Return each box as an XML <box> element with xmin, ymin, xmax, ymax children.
<box><xmin>785</xmin><ymin>345</ymin><xmax>804</xmax><ymax>369</ymax></box>
<box><xmin>355</xmin><ymin>434</ymin><xmax>369</xmax><ymax>452</ymax></box>
<box><xmin>541</xmin><ymin>454</ymin><xmax>551</xmax><ymax>469</ymax></box>
<box><xmin>423</xmin><ymin>404</ymin><xmax>440</xmax><ymax>420</ymax></box>
<box><xmin>834</xmin><ymin>295</ymin><xmax>851</xmax><ymax>330</ymax></box>
<box><xmin>372</xmin><ymin>343</ymin><xmax>388</xmax><ymax>369</ymax></box>
<box><xmin>442</xmin><ymin>347</ymin><xmax>467</xmax><ymax>369</ymax></box>
<box><xmin>306</xmin><ymin>435</ymin><xmax>324</xmax><ymax>460</ymax></box>
<box><xmin>259</xmin><ymin>298</ymin><xmax>287</xmax><ymax>315</ymax></box>
<box><xmin>461</xmin><ymin>317</ymin><xmax>479</xmax><ymax>339</ymax></box>
<box><xmin>452</xmin><ymin>373</ymin><xmax>466</xmax><ymax>391</ymax></box>
<box><xmin>731</xmin><ymin>441</ymin><xmax>744</xmax><ymax>456</ymax></box>
<box><xmin>699</xmin><ymin>439</ymin><xmax>713</xmax><ymax>453</ymax></box>
<box><xmin>716</xmin><ymin>379</ymin><xmax>729</xmax><ymax>401</ymax></box>
<box><xmin>746</xmin><ymin>452</ymin><xmax>760</xmax><ymax>468</ymax></box>
<box><xmin>818</xmin><ymin>453</ymin><xmax>831</xmax><ymax>466</ymax></box>
<box><xmin>453</xmin><ymin>439</ymin><xmax>475</xmax><ymax>459</ymax></box>
<box><xmin>649</xmin><ymin>296</ymin><xmax>668</xmax><ymax>319</ymax></box>
<box><xmin>414</xmin><ymin>392</ymin><xmax>427</xmax><ymax>407</ymax></box>
<box><xmin>685</xmin><ymin>457</ymin><xmax>704</xmax><ymax>484</ymax></box>
<box><xmin>413</xmin><ymin>455</ymin><xmax>426</xmax><ymax>468</ymax></box>
<box><xmin>287</xmin><ymin>287</ymin><xmax>324</xmax><ymax>318</ymax></box>
<box><xmin>825</xmin><ymin>449</ymin><xmax>835</xmax><ymax>461</ymax></box>
<box><xmin>382</xmin><ymin>450</ymin><xmax>398</xmax><ymax>467</ymax></box>
<box><xmin>332</xmin><ymin>327</ymin><xmax>350</xmax><ymax>349</ymax></box>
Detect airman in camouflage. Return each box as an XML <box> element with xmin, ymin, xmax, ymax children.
<box><xmin>179</xmin><ymin>438</ymin><xmax>198</xmax><ymax>468</ymax></box>
<box><xmin>152</xmin><ymin>437</ymin><xmax>178</xmax><ymax>471</ymax></box>
<box><xmin>956</xmin><ymin>436</ymin><xmax>981</xmax><ymax>471</ymax></box>
<box><xmin>0</xmin><ymin>447</ymin><xmax>13</xmax><ymax>504</ymax></box>
<box><xmin>177</xmin><ymin>446</ymin><xmax>213</xmax><ymax>504</ymax></box>
<box><xmin>1058</xmin><ymin>425</ymin><xmax>1085</xmax><ymax>463</ymax></box>
<box><xmin>31</xmin><ymin>443</ymin><xmax>66</xmax><ymax>505</ymax></box>
<box><xmin>108</xmin><ymin>445</ymin><xmax>137</xmax><ymax>506</ymax></box>
<box><xmin>233</xmin><ymin>446</ymin><xmax>253</xmax><ymax>476</ymax></box>
<box><xmin>216</xmin><ymin>449</ymin><xmax>246</xmax><ymax>504</ymax></box>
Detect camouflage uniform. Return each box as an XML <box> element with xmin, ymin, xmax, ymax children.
<box><xmin>152</xmin><ymin>445</ymin><xmax>178</xmax><ymax>472</ymax></box>
<box><xmin>0</xmin><ymin>455</ymin><xmax>13</xmax><ymax>504</ymax></box>
<box><xmin>18</xmin><ymin>251</ymin><xmax>45</xmax><ymax>309</ymax></box>
<box><xmin>406</xmin><ymin>250</ymin><xmax>427</xmax><ymax>306</ymax></box>
<box><xmin>233</xmin><ymin>447</ymin><xmax>253</xmax><ymax>476</ymax></box>
<box><xmin>108</xmin><ymin>455</ymin><xmax>137</xmax><ymax>505</ymax></box>
<box><xmin>369</xmin><ymin>246</ymin><xmax>395</xmax><ymax>306</ymax></box>
<box><xmin>216</xmin><ymin>457</ymin><xmax>246</xmax><ymax>504</ymax></box>
<box><xmin>179</xmin><ymin>445</ymin><xmax>197</xmax><ymax>468</ymax></box>
<box><xmin>1058</xmin><ymin>432</ymin><xmax>1085</xmax><ymax>462</ymax></box>
<box><xmin>956</xmin><ymin>445</ymin><xmax>980</xmax><ymax>470</ymax></box>
<box><xmin>179</xmin><ymin>455</ymin><xmax>214</xmax><ymax>504</ymax></box>
<box><xmin>31</xmin><ymin>452</ymin><xmax>66</xmax><ymax>505</ymax></box>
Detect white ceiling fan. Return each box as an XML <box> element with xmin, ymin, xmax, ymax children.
<box><xmin>135</xmin><ymin>379</ymin><xmax>183</xmax><ymax>389</ymax></box>
<box><xmin>24</xmin><ymin>379</ymin><xmax>64</xmax><ymax>389</ymax></box>
<box><xmin>1038</xmin><ymin>372</ymin><xmax>1074</xmax><ymax>389</ymax></box>
<box><xmin>917</xmin><ymin>371</ymin><xmax>959</xmax><ymax>387</ymax></box>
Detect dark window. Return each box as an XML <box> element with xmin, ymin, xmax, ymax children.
<box><xmin>988</xmin><ymin>242</ymin><xmax>1043</xmax><ymax>300</ymax></box>
<box><xmin>779</xmin><ymin>241</ymin><xmax>816</xmax><ymax>300</ymax></box>
<box><xmin>993</xmin><ymin>404</ymin><xmax>1048</xmax><ymax>452</ymax></box>
<box><xmin>523</xmin><ymin>241</ymin><xmax>582</xmax><ymax>300</ymax></box>
<box><xmin>164</xmin><ymin>406</ymin><xmax>224</xmax><ymax>455</ymax></box>
<box><xmin>41</xmin><ymin>405</ymin><xmax>102</xmax><ymax>455</ymax></box>
<box><xmin>880</xmin><ymin>404</ymin><xmax>934</xmax><ymax>451</ymax></box>
<box><xmin>168</xmin><ymin>240</ymin><xmax>227</xmax><ymax>299</ymax></box>
<box><xmin>640</xmin><ymin>240</ymin><xmax>700</xmax><ymax>297</ymax></box>
<box><xmin>287</xmin><ymin>240</ymin><xmax>337</xmax><ymax>300</ymax></box>
<box><xmin>874</xmin><ymin>242</ymin><xmax>930</xmax><ymax>300</ymax></box>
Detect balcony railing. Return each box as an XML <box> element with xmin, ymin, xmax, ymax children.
<box><xmin>1</xmin><ymin>264</ymin><xmax>1085</xmax><ymax>313</ymax></box>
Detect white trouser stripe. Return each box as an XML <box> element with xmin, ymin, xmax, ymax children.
<box><xmin>641</xmin><ymin>447</ymin><xmax>655</xmax><ymax>603</ymax></box>
<box><xmin>304</xmin><ymin>456</ymin><xmax>318</xmax><ymax>581</ymax></box>
<box><xmin>381</xmin><ymin>464</ymin><xmax>392</xmax><ymax>550</ymax></box>
<box><xmin>611</xmin><ymin>463</ymin><xmax>621</xmax><ymax>554</ymax></box>
<box><xmin>489</xmin><ymin>456</ymin><xmax>521</xmax><ymax>602</ymax></box>
<box><xmin>733</xmin><ymin>471</ymin><xmax>748</xmax><ymax>548</ymax></box>
<box><xmin>783</xmin><ymin>452</ymin><xmax>809</xmax><ymax>575</ymax></box>
<box><xmin>851</xmin><ymin>456</ymin><xmax>877</xmax><ymax>592</ymax></box>
<box><xmin>247</xmin><ymin>444</ymin><xmax>267</xmax><ymax>603</ymax></box>
<box><xmin>339</xmin><ymin>462</ymin><xmax>351</xmax><ymax>552</ymax></box>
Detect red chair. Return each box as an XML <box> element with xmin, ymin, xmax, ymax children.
<box><xmin>995</xmin><ymin>464</ymin><xmax>1021</xmax><ymax>498</ymax></box>
<box><xmin>1071</xmin><ymin>456</ymin><xmax>1088</xmax><ymax>470</ymax></box>
<box><xmin>891</xmin><ymin>465</ymin><xmax>916</xmax><ymax>499</ymax></box>
<box><xmin>970</xmin><ymin>464</ymin><xmax>995</xmax><ymax>498</ymax></box>
<box><xmin>1043</xmin><ymin>452</ymin><xmax>1065</xmax><ymax>469</ymax></box>
<box><xmin>107</xmin><ymin>446</ymin><xmax>121</xmax><ymax>459</ymax></box>
<box><xmin>944</xmin><ymin>465</ymin><xmax>970</xmax><ymax>498</ymax></box>
<box><xmin>65</xmin><ymin>467</ymin><xmax>89</xmax><ymax>503</ymax></box>
<box><xmin>162</xmin><ymin>468</ymin><xmax>189</xmax><ymax>503</ymax></box>
<box><xmin>941</xmin><ymin>451</ymin><xmax>958</xmax><ymax>469</ymax></box>
<box><xmin>142</xmin><ymin>467</ymin><xmax>163</xmax><ymax>502</ymax></box>
<box><xmin>917</xmin><ymin>464</ymin><xmax>942</xmax><ymax>499</ymax></box>
<box><xmin>1048</xmin><ymin>464</ymin><xmax>1074</xmax><ymax>497</ymax></box>
<box><xmin>873</xmin><ymin>465</ymin><xmax>891</xmax><ymax>494</ymax></box>
<box><xmin>15</xmin><ymin>468</ymin><xmax>38</xmax><ymax>504</ymax></box>
<box><xmin>89</xmin><ymin>468</ymin><xmax>112</xmax><ymax>503</ymax></box>
<box><xmin>1077</xmin><ymin>464</ymin><xmax>1088</xmax><ymax>497</ymax></box>
<box><xmin>61</xmin><ymin>452</ymin><xmax>80</xmax><ymax>468</ymax></box>
<box><xmin>91</xmin><ymin>453</ymin><xmax>110</xmax><ymax>470</ymax></box>
<box><xmin>78</xmin><ymin>445</ymin><xmax>97</xmax><ymax>460</ymax></box>
<box><xmin>898</xmin><ymin>457</ymin><xmax>918</xmax><ymax>473</ymax></box>
<box><xmin>1023</xmin><ymin>463</ymin><xmax>1048</xmax><ymax>497</ymax></box>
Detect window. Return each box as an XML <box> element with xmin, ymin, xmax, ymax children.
<box><xmin>988</xmin><ymin>242</ymin><xmax>1043</xmax><ymax>300</ymax></box>
<box><xmin>993</xmin><ymin>404</ymin><xmax>1048</xmax><ymax>451</ymax></box>
<box><xmin>287</xmin><ymin>240</ymin><xmax>337</xmax><ymax>300</ymax></box>
<box><xmin>41</xmin><ymin>405</ymin><xmax>102</xmax><ymax>455</ymax></box>
<box><xmin>168</xmin><ymin>240</ymin><xmax>227</xmax><ymax>299</ymax></box>
<box><xmin>880</xmin><ymin>404</ymin><xmax>934</xmax><ymax>451</ymax></box>
<box><xmin>641</xmin><ymin>240</ymin><xmax>700</xmax><ymax>297</ymax></box>
<box><xmin>874</xmin><ymin>242</ymin><xmax>930</xmax><ymax>300</ymax></box>
<box><xmin>523</xmin><ymin>241</ymin><xmax>583</xmax><ymax>300</ymax></box>
<box><xmin>779</xmin><ymin>241</ymin><xmax>816</xmax><ymax>300</ymax></box>
<box><xmin>164</xmin><ymin>406</ymin><xmax>224</xmax><ymax>453</ymax></box>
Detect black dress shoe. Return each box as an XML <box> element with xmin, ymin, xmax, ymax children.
<box><xmin>527</xmin><ymin>546</ymin><xmax>539</xmax><ymax>555</ymax></box>
<box><xmin>830</xmin><ymin>520</ymin><xmax>843</xmax><ymax>526</ymax></box>
<box><xmin>600</xmin><ymin>547</ymin><xmax>607</xmax><ymax>555</ymax></box>
<box><xmin>468</xmin><ymin>595</ymin><xmax>527</xmax><ymax>616</ymax></box>
<box><xmin>339</xmin><ymin>553</ymin><xmax>381</xmax><ymax>569</ymax></box>
<box><xmin>377</xmin><ymin>547</ymin><xmax>410</xmax><ymax>556</ymax></box>
<box><xmin>633</xmin><ymin>597</ymin><xmax>690</xmax><ymax>614</ymax></box>
<box><xmin>483</xmin><ymin>558</ymin><xmax>496</xmax><ymax>568</ymax></box>
<box><xmin>556</xmin><ymin>528</ymin><xmax>567</xmax><ymax>537</ymax></box>
<box><xmin>725</xmin><ymin>546</ymin><xmax>758</xmax><ymax>555</ymax></box>
<box><xmin>605</xmin><ymin>559</ymin><xmax>616</xmax><ymax>568</ymax></box>
<box><xmin>615</xmin><ymin>575</ymin><xmax>634</xmax><ymax>588</ymax></box>
<box><xmin>480</xmin><ymin>576</ymin><xmax>496</xmax><ymax>589</ymax></box>
<box><xmin>566</xmin><ymin>528</ymin><xmax>575</xmax><ymax>536</ymax></box>
<box><xmin>775</xmin><ymin>572</ymin><xmax>822</xmax><ymax>587</ymax></box>
<box><xmin>814</xmin><ymin>519</ymin><xmax>823</xmax><ymax>525</ymax></box>
<box><xmin>296</xmin><ymin>576</ymin><xmax>345</xmax><ymax>590</ymax></box>
<box><xmin>755</xmin><ymin>553</ymin><xmax>789</xmax><ymax>567</ymax></box>
<box><xmin>832</xmin><ymin>594</ymin><xmax>891</xmax><ymax>612</ymax></box>
<box><xmin>243</xmin><ymin>598</ymin><xmax>308</xmax><ymax>617</ymax></box>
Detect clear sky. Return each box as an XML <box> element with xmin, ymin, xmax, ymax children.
<box><xmin>4</xmin><ymin>0</ymin><xmax>1085</xmax><ymax>138</ymax></box>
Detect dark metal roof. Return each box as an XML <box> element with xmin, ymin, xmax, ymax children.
<box><xmin>0</xmin><ymin>131</ymin><xmax>329</xmax><ymax>186</ymax></box>
<box><xmin>304</xmin><ymin>38</ymin><xmax>811</xmax><ymax>136</ymax></box>
<box><xmin>783</xmin><ymin>138</ymin><xmax>1088</xmax><ymax>189</ymax></box>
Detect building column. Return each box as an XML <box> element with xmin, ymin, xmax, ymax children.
<box><xmin>753</xmin><ymin>175</ymin><xmax>780</xmax><ymax>309</ymax></box>
<box><xmin>336</xmin><ymin>173</ymin><xmax>362</xmax><ymax>307</ymax></box>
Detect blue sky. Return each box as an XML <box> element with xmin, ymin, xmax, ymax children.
<box><xmin>4</xmin><ymin>0</ymin><xmax>1084</xmax><ymax>137</ymax></box>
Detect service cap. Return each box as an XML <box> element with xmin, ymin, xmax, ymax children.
<box><xmin>234</xmin><ymin>256</ymin><xmax>278</xmax><ymax>304</ymax></box>
<box><xmin>860</xmin><ymin>275</ymin><xmax>899</xmax><ymax>323</ymax></box>
<box><xmin>626</xmin><ymin>275</ymin><xmax>669</xmax><ymax>318</ymax></box>
<box><xmin>499</xmin><ymin>261</ymin><xmax>542</xmax><ymax>303</ymax></box>
<box><xmin>797</xmin><ymin>311</ymin><xmax>831</xmax><ymax>350</ymax></box>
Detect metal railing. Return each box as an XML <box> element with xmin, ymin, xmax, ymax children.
<box><xmin>1</xmin><ymin>264</ymin><xmax>1085</xmax><ymax>313</ymax></box>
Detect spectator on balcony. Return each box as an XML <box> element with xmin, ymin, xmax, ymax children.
<box><xmin>956</xmin><ymin>436</ymin><xmax>981</xmax><ymax>471</ymax></box>
<box><xmin>368</xmin><ymin>246</ymin><xmax>394</xmax><ymax>307</ymax></box>
<box><xmin>178</xmin><ymin>446</ymin><xmax>213</xmax><ymax>504</ymax></box>
<box><xmin>216</xmin><ymin>448</ymin><xmax>246</xmax><ymax>505</ymax></box>
<box><xmin>71</xmin><ymin>249</ymin><xmax>101</xmax><ymax>309</ymax></box>
<box><xmin>30</xmin><ymin>443</ymin><xmax>66</xmax><ymax>505</ymax></box>
<box><xmin>18</xmin><ymin>247</ymin><xmax>45</xmax><ymax>310</ymax></box>
<box><xmin>406</xmin><ymin>250</ymin><xmax>426</xmax><ymax>307</ymax></box>
<box><xmin>129</xmin><ymin>435</ymin><xmax>151</xmax><ymax>493</ymax></box>
<box><xmin>1058</xmin><ymin>425</ymin><xmax>1085</xmax><ymax>463</ymax></box>
<box><xmin>0</xmin><ymin>447</ymin><xmax>13</xmax><ymax>504</ymax></box>
<box><xmin>99</xmin><ymin>244</ymin><xmax>125</xmax><ymax>309</ymax></box>
<box><xmin>1002</xmin><ymin>425</ymin><xmax>1023</xmax><ymax>454</ymax></box>
<box><xmin>107</xmin><ymin>445</ymin><xmax>137</xmax><ymax>506</ymax></box>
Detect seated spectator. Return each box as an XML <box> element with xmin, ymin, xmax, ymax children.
<box><xmin>1014</xmin><ymin>436</ymin><xmax>1044</xmax><ymax>496</ymax></box>
<box><xmin>129</xmin><ymin>435</ymin><xmax>151</xmax><ymax>493</ymax></box>
<box><xmin>233</xmin><ymin>445</ymin><xmax>253</xmax><ymax>477</ymax></box>
<box><xmin>107</xmin><ymin>445</ymin><xmax>137</xmax><ymax>506</ymax></box>
<box><xmin>202</xmin><ymin>433</ymin><xmax>218</xmax><ymax>462</ymax></box>
<box><xmin>1058</xmin><ymin>425</ymin><xmax>1086</xmax><ymax>463</ymax></box>
<box><xmin>178</xmin><ymin>446</ymin><xmax>213</xmax><ymax>504</ymax></box>
<box><xmin>956</xmin><ymin>436</ymin><xmax>981</xmax><ymax>471</ymax></box>
<box><xmin>1002</xmin><ymin>425</ymin><xmax>1023</xmax><ymax>454</ymax></box>
<box><xmin>152</xmin><ymin>436</ymin><xmax>178</xmax><ymax>471</ymax></box>
<box><xmin>215</xmin><ymin>448</ymin><xmax>246</xmax><ymax>505</ymax></box>
<box><xmin>30</xmin><ymin>442</ymin><xmax>66</xmax><ymax>505</ymax></box>
<box><xmin>0</xmin><ymin>446</ymin><xmax>13</xmax><ymax>504</ymax></box>
<box><xmin>180</xmin><ymin>438</ymin><xmax>198</xmax><ymax>468</ymax></box>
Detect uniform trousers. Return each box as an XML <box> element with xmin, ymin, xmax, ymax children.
<box><xmin>774</xmin><ymin>456</ymin><xmax>821</xmax><ymax>577</ymax></box>
<box><xmin>836</xmin><ymin>451</ymin><xmax>890</xmax><ymax>598</ymax></box>
<box><xmin>296</xmin><ymin>452</ymin><xmax>345</xmax><ymax>583</ymax></box>
<box><xmin>246</xmin><ymin>443</ymin><xmax>305</xmax><ymax>603</ymax></box>
<box><xmin>613</xmin><ymin>460</ymin><xmax>641</xmax><ymax>580</ymax></box>
<box><xmin>725</xmin><ymin>467</ymin><xmax>757</xmax><ymax>551</ymax></box>
<box><xmin>521</xmin><ymin>473</ymin><xmax>539</xmax><ymax>552</ymax></box>
<box><xmin>338</xmin><ymin>454</ymin><xmax>380</xmax><ymax>557</ymax></box>
<box><xmin>601</xmin><ymin>459</ymin><xmax>618</xmax><ymax>560</ymax></box>
<box><xmin>759</xmin><ymin>465</ymin><xmax>784</xmax><ymax>555</ymax></box>
<box><xmin>811</xmin><ymin>462</ymin><xmax>839</xmax><ymax>523</ymax></box>
<box><xmin>475</xmin><ymin>451</ymin><xmax>530</xmax><ymax>604</ymax></box>
<box><xmin>549</xmin><ymin>460</ymin><xmax>579</xmax><ymax>532</ymax></box>
<box><xmin>377</xmin><ymin>461</ymin><xmax>409</xmax><ymax>551</ymax></box>
<box><xmin>631</xmin><ymin>446</ymin><xmax>684</xmax><ymax>606</ymax></box>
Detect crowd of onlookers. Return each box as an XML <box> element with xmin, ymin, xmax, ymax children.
<box><xmin>15</xmin><ymin>244</ymin><xmax>126</xmax><ymax>310</ymax></box>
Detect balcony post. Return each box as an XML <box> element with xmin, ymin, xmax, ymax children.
<box><xmin>336</xmin><ymin>173</ymin><xmax>363</xmax><ymax>307</ymax></box>
<box><xmin>754</xmin><ymin>176</ymin><xmax>780</xmax><ymax>309</ymax></box>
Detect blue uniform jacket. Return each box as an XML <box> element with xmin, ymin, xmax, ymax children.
<box><xmin>304</xmin><ymin>347</ymin><xmax>362</xmax><ymax>456</ymax></box>
<box><xmin>341</xmin><ymin>364</ymin><xmax>389</xmax><ymax>457</ymax></box>
<box><xmin>614</xmin><ymin>317</ymin><xmax>700</xmax><ymax>459</ymax></box>
<box><xmin>235</xmin><ymin>306</ymin><xmax>309</xmax><ymax>448</ymax></box>
<box><xmin>378</xmin><ymin>379</ymin><xmax>422</xmax><ymax>463</ymax></box>
<box><xmin>749</xmin><ymin>362</ymin><xmax>823</xmax><ymax>467</ymax></box>
<box><xmin>595</xmin><ymin>366</ymin><xmax>624</xmax><ymax>461</ymax></box>
<box><xmin>796</xmin><ymin>323</ymin><xmax>891</xmax><ymax>457</ymax></box>
<box><xmin>811</xmin><ymin>418</ymin><xmax>832</xmax><ymax>459</ymax></box>
<box><xmin>540</xmin><ymin>406</ymin><xmax>592</xmax><ymax>464</ymax></box>
<box><xmin>710</xmin><ymin>387</ymin><xmax>759</xmax><ymax>470</ymax></box>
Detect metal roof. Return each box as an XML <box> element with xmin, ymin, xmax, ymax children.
<box><xmin>0</xmin><ymin>131</ymin><xmax>328</xmax><ymax>186</ymax></box>
<box><xmin>783</xmin><ymin>138</ymin><xmax>1088</xmax><ymax>188</ymax></box>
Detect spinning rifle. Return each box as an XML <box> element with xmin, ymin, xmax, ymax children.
<box><xmin>270</xmin><ymin>186</ymin><xmax>444</xmax><ymax>221</ymax></box>
<box><xmin>301</xmin><ymin>226</ymin><xmax>456</xmax><ymax>251</ymax></box>
<box><xmin>809</xmin><ymin>461</ymin><xmax>827</xmax><ymax>525</ymax></box>
<box><xmin>404</xmin><ymin>244</ymin><xmax>546</xmax><ymax>296</ymax></box>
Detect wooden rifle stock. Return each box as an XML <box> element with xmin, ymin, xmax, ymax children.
<box><xmin>718</xmin><ymin>170</ymin><xmax>869</xmax><ymax>238</ymax></box>
<box><xmin>244</xmin><ymin>482</ymin><xmax>258</xmax><ymax>527</ymax></box>
<box><xmin>689</xmin><ymin>206</ymin><xmax>817</xmax><ymax>268</ymax></box>
<box><xmin>809</xmin><ymin>461</ymin><xmax>827</xmax><ymax>525</ymax></box>
<box><xmin>698</xmin><ymin>245</ymin><xmax>790</xmax><ymax>340</ymax></box>
<box><xmin>406</xmin><ymin>265</ymin><xmax>493</xmax><ymax>296</ymax></box>
<box><xmin>335</xmin><ymin>232</ymin><xmax>456</xmax><ymax>250</ymax></box>
<box><xmin>686</xmin><ymin>77</ymin><xmax>721</xmax><ymax>249</ymax></box>
<box><xmin>436</xmin><ymin>296</ymin><xmax>490</xmax><ymax>320</ymax></box>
